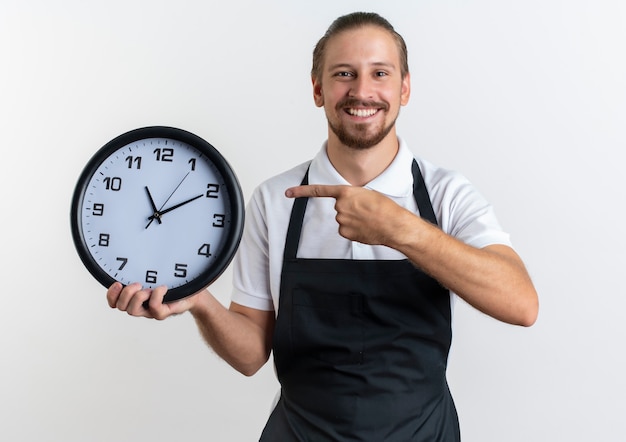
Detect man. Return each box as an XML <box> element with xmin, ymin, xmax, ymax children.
<box><xmin>108</xmin><ymin>12</ymin><xmax>538</xmax><ymax>441</ymax></box>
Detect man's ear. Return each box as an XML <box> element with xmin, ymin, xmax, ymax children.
<box><xmin>400</xmin><ymin>72</ymin><xmax>411</xmax><ymax>106</ymax></box>
<box><xmin>312</xmin><ymin>76</ymin><xmax>324</xmax><ymax>107</ymax></box>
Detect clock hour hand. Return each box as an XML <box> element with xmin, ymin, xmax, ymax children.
<box><xmin>146</xmin><ymin>194</ymin><xmax>203</xmax><ymax>225</ymax></box>
<box><xmin>144</xmin><ymin>186</ymin><xmax>162</xmax><ymax>225</ymax></box>
<box><xmin>145</xmin><ymin>172</ymin><xmax>191</xmax><ymax>229</ymax></box>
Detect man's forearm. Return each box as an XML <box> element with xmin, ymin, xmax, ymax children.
<box><xmin>389</xmin><ymin>211</ymin><xmax>539</xmax><ymax>326</ymax></box>
<box><xmin>190</xmin><ymin>291</ymin><xmax>275</xmax><ymax>376</ymax></box>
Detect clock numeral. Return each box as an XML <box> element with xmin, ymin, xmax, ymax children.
<box><xmin>92</xmin><ymin>203</ymin><xmax>104</xmax><ymax>216</ymax></box>
<box><xmin>98</xmin><ymin>233</ymin><xmax>110</xmax><ymax>247</ymax></box>
<box><xmin>174</xmin><ymin>263</ymin><xmax>188</xmax><ymax>278</ymax></box>
<box><xmin>213</xmin><ymin>214</ymin><xmax>225</xmax><ymax>228</ymax></box>
<box><xmin>206</xmin><ymin>184</ymin><xmax>220</xmax><ymax>198</ymax></box>
<box><xmin>198</xmin><ymin>243</ymin><xmax>212</xmax><ymax>257</ymax></box>
<box><xmin>189</xmin><ymin>158</ymin><xmax>196</xmax><ymax>171</ymax></box>
<box><xmin>126</xmin><ymin>156</ymin><xmax>142</xmax><ymax>169</ymax></box>
<box><xmin>116</xmin><ymin>257</ymin><xmax>128</xmax><ymax>270</ymax></box>
<box><xmin>153</xmin><ymin>148</ymin><xmax>174</xmax><ymax>162</ymax></box>
<box><xmin>146</xmin><ymin>270</ymin><xmax>158</xmax><ymax>284</ymax></box>
<box><xmin>103</xmin><ymin>176</ymin><xmax>122</xmax><ymax>191</ymax></box>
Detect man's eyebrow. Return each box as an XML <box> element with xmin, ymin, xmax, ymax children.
<box><xmin>327</xmin><ymin>63</ymin><xmax>353</xmax><ymax>71</ymax></box>
<box><xmin>327</xmin><ymin>62</ymin><xmax>397</xmax><ymax>71</ymax></box>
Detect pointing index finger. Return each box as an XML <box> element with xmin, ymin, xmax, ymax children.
<box><xmin>285</xmin><ymin>184</ymin><xmax>345</xmax><ymax>199</ymax></box>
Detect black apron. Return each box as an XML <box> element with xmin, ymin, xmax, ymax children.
<box><xmin>260</xmin><ymin>160</ymin><xmax>460</xmax><ymax>441</ymax></box>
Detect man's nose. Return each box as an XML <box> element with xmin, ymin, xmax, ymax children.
<box><xmin>348</xmin><ymin>76</ymin><xmax>374</xmax><ymax>99</ymax></box>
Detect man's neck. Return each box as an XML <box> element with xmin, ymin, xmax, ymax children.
<box><xmin>326</xmin><ymin>132</ymin><xmax>400</xmax><ymax>187</ymax></box>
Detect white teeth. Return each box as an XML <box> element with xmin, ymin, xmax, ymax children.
<box><xmin>348</xmin><ymin>108</ymin><xmax>378</xmax><ymax>117</ymax></box>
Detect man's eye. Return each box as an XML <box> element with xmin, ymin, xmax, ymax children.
<box><xmin>375</xmin><ymin>71</ymin><xmax>388</xmax><ymax>77</ymax></box>
<box><xmin>336</xmin><ymin>72</ymin><xmax>353</xmax><ymax>77</ymax></box>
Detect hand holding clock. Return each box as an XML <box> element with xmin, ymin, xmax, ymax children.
<box><xmin>71</xmin><ymin>126</ymin><xmax>244</xmax><ymax>304</ymax></box>
<box><xmin>107</xmin><ymin>281</ymin><xmax>202</xmax><ymax>320</ymax></box>
<box><xmin>73</xmin><ymin>127</ymin><xmax>271</xmax><ymax>376</ymax></box>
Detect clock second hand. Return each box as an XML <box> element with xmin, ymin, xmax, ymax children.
<box><xmin>145</xmin><ymin>171</ymin><xmax>190</xmax><ymax>229</ymax></box>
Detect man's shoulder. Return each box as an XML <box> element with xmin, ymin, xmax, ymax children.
<box><xmin>409</xmin><ymin>155</ymin><xmax>468</xmax><ymax>190</ymax></box>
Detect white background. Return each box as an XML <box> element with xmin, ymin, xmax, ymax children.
<box><xmin>2</xmin><ymin>1</ymin><xmax>625</xmax><ymax>441</ymax></box>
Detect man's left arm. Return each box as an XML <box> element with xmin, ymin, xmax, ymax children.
<box><xmin>392</xmin><ymin>222</ymin><xmax>538</xmax><ymax>327</ymax></box>
<box><xmin>286</xmin><ymin>184</ymin><xmax>539</xmax><ymax>327</ymax></box>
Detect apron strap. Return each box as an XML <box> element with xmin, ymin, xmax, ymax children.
<box><xmin>283</xmin><ymin>166</ymin><xmax>310</xmax><ymax>261</ymax></box>
<box><xmin>412</xmin><ymin>159</ymin><xmax>439</xmax><ymax>226</ymax></box>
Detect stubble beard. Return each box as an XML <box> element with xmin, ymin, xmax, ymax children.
<box><xmin>328</xmin><ymin>99</ymin><xmax>397</xmax><ymax>150</ymax></box>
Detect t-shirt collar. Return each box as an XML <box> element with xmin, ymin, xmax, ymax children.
<box><xmin>310</xmin><ymin>137</ymin><xmax>414</xmax><ymax>198</ymax></box>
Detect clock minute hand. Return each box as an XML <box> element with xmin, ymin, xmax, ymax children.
<box><xmin>147</xmin><ymin>194</ymin><xmax>203</xmax><ymax>222</ymax></box>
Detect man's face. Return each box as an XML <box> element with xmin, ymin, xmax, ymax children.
<box><xmin>313</xmin><ymin>25</ymin><xmax>411</xmax><ymax>150</ymax></box>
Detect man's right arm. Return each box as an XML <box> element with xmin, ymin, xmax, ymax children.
<box><xmin>190</xmin><ymin>294</ymin><xmax>275</xmax><ymax>376</ymax></box>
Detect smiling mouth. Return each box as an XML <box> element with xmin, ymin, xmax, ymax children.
<box><xmin>346</xmin><ymin>108</ymin><xmax>379</xmax><ymax>117</ymax></box>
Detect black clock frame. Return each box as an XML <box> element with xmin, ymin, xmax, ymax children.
<box><xmin>70</xmin><ymin>126</ymin><xmax>245</xmax><ymax>303</ymax></box>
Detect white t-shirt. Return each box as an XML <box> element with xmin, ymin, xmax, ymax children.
<box><xmin>231</xmin><ymin>138</ymin><xmax>511</xmax><ymax>313</ymax></box>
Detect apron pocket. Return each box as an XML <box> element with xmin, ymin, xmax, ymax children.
<box><xmin>291</xmin><ymin>288</ymin><xmax>364</xmax><ymax>366</ymax></box>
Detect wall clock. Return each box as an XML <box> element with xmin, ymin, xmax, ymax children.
<box><xmin>70</xmin><ymin>126</ymin><xmax>244</xmax><ymax>303</ymax></box>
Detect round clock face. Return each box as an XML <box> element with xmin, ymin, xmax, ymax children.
<box><xmin>71</xmin><ymin>126</ymin><xmax>244</xmax><ymax>303</ymax></box>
